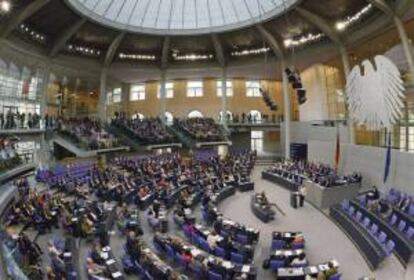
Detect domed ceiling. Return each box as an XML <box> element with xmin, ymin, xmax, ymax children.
<box><xmin>67</xmin><ymin>0</ymin><xmax>299</xmax><ymax>35</ymax></box>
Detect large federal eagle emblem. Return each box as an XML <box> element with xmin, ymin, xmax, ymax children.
<box><xmin>346</xmin><ymin>55</ymin><xmax>405</xmax><ymax>130</ymax></box>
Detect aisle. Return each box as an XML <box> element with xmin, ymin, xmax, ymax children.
<box><xmin>218</xmin><ymin>166</ymin><xmax>407</xmax><ymax>280</ymax></box>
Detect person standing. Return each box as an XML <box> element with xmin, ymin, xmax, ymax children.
<box><xmin>299</xmin><ymin>184</ymin><xmax>307</xmax><ymax>207</ymax></box>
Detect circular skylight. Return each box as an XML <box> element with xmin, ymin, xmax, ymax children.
<box><xmin>67</xmin><ymin>0</ymin><xmax>299</xmax><ymax>35</ymax></box>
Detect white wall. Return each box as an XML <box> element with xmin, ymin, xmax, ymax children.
<box><xmin>282</xmin><ymin>121</ymin><xmax>350</xmax><ymax>146</ymax></box>
<box><xmin>308</xmin><ymin>140</ymin><xmax>414</xmax><ymax>195</ymax></box>
<box><xmin>299</xmin><ymin>65</ymin><xmax>329</xmax><ymax>121</ymax></box>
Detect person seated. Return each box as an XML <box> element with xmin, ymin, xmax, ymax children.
<box><xmin>181</xmin><ymin>248</ymin><xmax>193</xmax><ymax>266</ymax></box>
<box><xmin>46</xmin><ymin>266</ymin><xmax>57</xmax><ymax>280</ymax></box>
<box><xmin>324</xmin><ymin>262</ymin><xmax>338</xmax><ymax>279</ymax></box>
<box><xmin>50</xmin><ymin>251</ymin><xmax>66</xmax><ymax>279</ymax></box>
<box><xmin>397</xmin><ymin>195</ymin><xmax>413</xmax><ymax>212</ymax></box>
<box><xmin>366</xmin><ymin>186</ymin><xmax>380</xmax><ymax>204</ymax></box>
<box><xmin>86</xmin><ymin>257</ymin><xmax>110</xmax><ymax>280</ymax></box>
<box><xmin>90</xmin><ymin>242</ymin><xmax>105</xmax><ymax>265</ymax></box>
<box><xmin>47</xmin><ymin>241</ymin><xmax>62</xmax><ymax>257</ymax></box>
<box><xmin>291</xmin><ymin>234</ymin><xmax>305</xmax><ymax>247</ymax></box>
<box><xmin>378</xmin><ymin>200</ymin><xmax>393</xmax><ymax>220</ymax></box>
<box><xmin>290</xmin><ymin>252</ymin><xmax>307</xmax><ymax>267</ymax></box>
<box><xmin>207</xmin><ymin>230</ymin><xmax>221</xmax><ymax>250</ymax></box>
<box><xmin>80</xmin><ymin>215</ymin><xmax>94</xmax><ymax>237</ymax></box>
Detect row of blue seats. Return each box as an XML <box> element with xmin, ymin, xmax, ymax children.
<box><xmin>182</xmin><ymin>227</ymin><xmax>249</xmax><ymax>264</ymax></box>
<box><xmin>341</xmin><ymin>200</ymin><xmax>395</xmax><ymax>257</ymax></box>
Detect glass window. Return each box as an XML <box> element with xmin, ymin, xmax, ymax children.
<box><xmin>187</xmin><ymin>81</ymin><xmax>203</xmax><ymax>97</ymax></box>
<box><xmin>251</xmin><ymin>130</ymin><xmax>263</xmax><ymax>152</ymax></box>
<box><xmin>246</xmin><ymin>81</ymin><xmax>261</xmax><ymax>97</ymax></box>
<box><xmin>157</xmin><ymin>82</ymin><xmax>174</xmax><ymax>98</ymax></box>
<box><xmin>112</xmin><ymin>88</ymin><xmax>122</xmax><ymax>103</ymax></box>
<box><xmin>107</xmin><ymin>91</ymin><xmax>113</xmax><ymax>105</ymax></box>
<box><xmin>130</xmin><ymin>84</ymin><xmax>146</xmax><ymax>101</ymax></box>
<box><xmin>217</xmin><ymin>80</ymin><xmax>233</xmax><ymax>97</ymax></box>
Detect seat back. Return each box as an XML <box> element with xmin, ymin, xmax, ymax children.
<box><xmin>236</xmin><ymin>234</ymin><xmax>248</xmax><ymax>245</ymax></box>
<box><xmin>230</xmin><ymin>252</ymin><xmax>244</xmax><ymax>264</ymax></box>
<box><xmin>384</xmin><ymin>240</ymin><xmax>395</xmax><ymax>256</ymax></box>
<box><xmin>406</xmin><ymin>226</ymin><xmax>414</xmax><ymax>239</ymax></box>
<box><xmin>409</xmin><ymin>203</ymin><xmax>414</xmax><ymax>216</ymax></box>
<box><xmin>208</xmin><ymin>271</ymin><xmax>223</xmax><ymax>280</ymax></box>
<box><xmin>378</xmin><ymin>231</ymin><xmax>387</xmax><ymax>243</ymax></box>
<box><xmin>341</xmin><ymin>199</ymin><xmax>350</xmax><ymax>210</ymax></box>
<box><xmin>389</xmin><ymin>214</ymin><xmax>397</xmax><ymax>226</ymax></box>
<box><xmin>355</xmin><ymin>211</ymin><xmax>362</xmax><ymax>222</ymax></box>
<box><xmin>370</xmin><ymin>223</ymin><xmax>379</xmax><ymax>235</ymax></box>
<box><xmin>271</xmin><ymin>239</ymin><xmax>286</xmax><ymax>250</ymax></box>
<box><xmin>270</xmin><ymin>260</ymin><xmax>285</xmax><ymax>271</ymax></box>
<box><xmin>362</xmin><ymin>217</ymin><xmax>370</xmax><ymax>228</ymax></box>
<box><xmin>328</xmin><ymin>273</ymin><xmax>341</xmax><ymax>280</ymax></box>
<box><xmin>398</xmin><ymin>220</ymin><xmax>407</xmax><ymax>232</ymax></box>
<box><xmin>348</xmin><ymin>206</ymin><xmax>355</xmax><ymax>216</ymax></box>
<box><xmin>165</xmin><ymin>244</ymin><xmax>175</xmax><ymax>259</ymax></box>
<box><xmin>215</xmin><ymin>247</ymin><xmax>226</xmax><ymax>258</ymax></box>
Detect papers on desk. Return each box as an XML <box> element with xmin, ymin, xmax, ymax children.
<box><xmin>100</xmin><ymin>252</ymin><xmax>109</xmax><ymax>260</ymax></box>
<box><xmin>106</xmin><ymin>259</ymin><xmax>115</xmax><ymax>265</ymax></box>
<box><xmin>331</xmin><ymin>259</ymin><xmax>339</xmax><ymax>267</ymax></box>
<box><xmin>318</xmin><ymin>264</ymin><xmax>329</xmax><ymax>271</ymax></box>
<box><xmin>241</xmin><ymin>265</ymin><xmax>250</xmax><ymax>273</ymax></box>
<box><xmin>308</xmin><ymin>266</ymin><xmax>318</xmax><ymax>274</ymax></box>
<box><xmin>222</xmin><ymin>261</ymin><xmax>233</xmax><ymax>269</ymax></box>
<box><xmin>277</xmin><ymin>267</ymin><xmax>304</xmax><ymax>277</ymax></box>
<box><xmin>102</xmin><ymin>246</ymin><xmax>111</xmax><ymax>252</ymax></box>
<box><xmin>191</xmin><ymin>248</ymin><xmax>202</xmax><ymax>256</ymax></box>
<box><xmin>112</xmin><ymin>271</ymin><xmax>122</xmax><ymax>278</ymax></box>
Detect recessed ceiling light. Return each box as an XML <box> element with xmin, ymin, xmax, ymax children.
<box><xmin>0</xmin><ymin>1</ymin><xmax>11</xmax><ymax>13</ymax></box>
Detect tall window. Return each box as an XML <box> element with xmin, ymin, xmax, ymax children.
<box><xmin>187</xmin><ymin>81</ymin><xmax>203</xmax><ymax>97</ymax></box>
<box><xmin>157</xmin><ymin>82</ymin><xmax>174</xmax><ymax>98</ymax></box>
<box><xmin>130</xmin><ymin>84</ymin><xmax>146</xmax><ymax>101</ymax></box>
<box><xmin>112</xmin><ymin>87</ymin><xmax>122</xmax><ymax>103</ymax></box>
<box><xmin>251</xmin><ymin>130</ymin><xmax>263</xmax><ymax>152</ymax></box>
<box><xmin>217</xmin><ymin>80</ymin><xmax>233</xmax><ymax>97</ymax></box>
<box><xmin>107</xmin><ymin>91</ymin><xmax>113</xmax><ymax>105</ymax></box>
<box><xmin>246</xmin><ymin>81</ymin><xmax>261</xmax><ymax>97</ymax></box>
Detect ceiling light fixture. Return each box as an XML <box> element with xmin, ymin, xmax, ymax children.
<box><xmin>231</xmin><ymin>47</ymin><xmax>270</xmax><ymax>57</ymax></box>
<box><xmin>284</xmin><ymin>33</ymin><xmax>324</xmax><ymax>48</ymax></box>
<box><xmin>335</xmin><ymin>4</ymin><xmax>373</xmax><ymax>31</ymax></box>
<box><xmin>0</xmin><ymin>0</ymin><xmax>11</xmax><ymax>13</ymax></box>
<box><xmin>172</xmin><ymin>52</ymin><xmax>214</xmax><ymax>61</ymax></box>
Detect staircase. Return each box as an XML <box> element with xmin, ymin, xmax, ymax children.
<box><xmin>105</xmin><ymin>124</ymin><xmax>142</xmax><ymax>151</ymax></box>
<box><xmin>255</xmin><ymin>156</ymin><xmax>280</xmax><ymax>166</ymax></box>
<box><xmin>167</xmin><ymin>125</ymin><xmax>195</xmax><ymax>148</ymax></box>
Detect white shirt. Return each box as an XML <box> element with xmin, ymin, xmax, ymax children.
<box><xmin>207</xmin><ymin>234</ymin><xmax>220</xmax><ymax>249</ymax></box>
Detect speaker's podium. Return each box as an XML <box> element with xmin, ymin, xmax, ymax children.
<box><xmin>290</xmin><ymin>192</ymin><xmax>303</xmax><ymax>209</ymax></box>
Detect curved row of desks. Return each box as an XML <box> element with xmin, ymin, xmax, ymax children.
<box><xmin>330</xmin><ymin>205</ymin><xmax>386</xmax><ymax>270</ymax></box>
<box><xmin>261</xmin><ymin>171</ymin><xmax>299</xmax><ymax>192</ymax></box>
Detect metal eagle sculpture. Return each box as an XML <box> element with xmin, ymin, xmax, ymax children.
<box><xmin>346</xmin><ymin>55</ymin><xmax>405</xmax><ymax>131</ymax></box>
